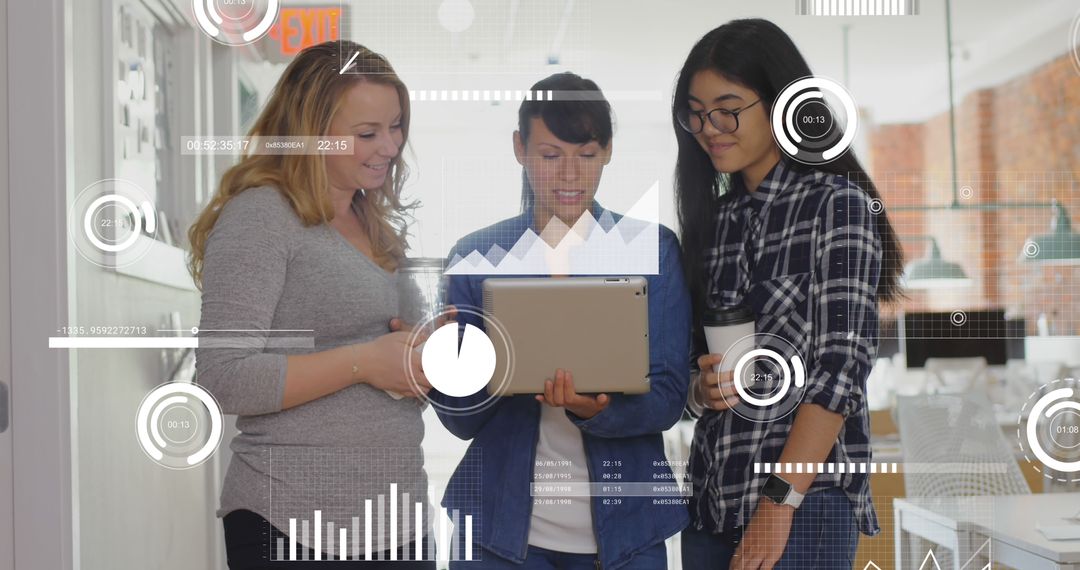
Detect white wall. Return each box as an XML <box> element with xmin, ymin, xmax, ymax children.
<box><xmin>0</xmin><ymin>0</ymin><xmax>14</xmax><ymax>566</ymax></box>
<box><xmin>66</xmin><ymin>0</ymin><xmax>225</xmax><ymax>568</ymax></box>
<box><xmin>7</xmin><ymin>0</ymin><xmax>73</xmax><ymax>567</ymax></box>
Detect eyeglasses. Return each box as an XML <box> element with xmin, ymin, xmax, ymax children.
<box><xmin>676</xmin><ymin>99</ymin><xmax>762</xmax><ymax>135</ymax></box>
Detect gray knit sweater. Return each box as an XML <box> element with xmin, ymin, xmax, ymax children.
<box><xmin>196</xmin><ymin>186</ymin><xmax>427</xmax><ymax>553</ymax></box>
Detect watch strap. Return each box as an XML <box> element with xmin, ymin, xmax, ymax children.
<box><xmin>764</xmin><ymin>474</ymin><xmax>805</xmax><ymax>508</ymax></box>
<box><xmin>784</xmin><ymin>485</ymin><xmax>805</xmax><ymax>508</ymax></box>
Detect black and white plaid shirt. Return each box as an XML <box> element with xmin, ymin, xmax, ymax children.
<box><xmin>689</xmin><ymin>157</ymin><xmax>882</xmax><ymax>537</ymax></box>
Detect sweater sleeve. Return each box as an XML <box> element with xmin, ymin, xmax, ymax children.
<box><xmin>194</xmin><ymin>188</ymin><xmax>292</xmax><ymax>416</ymax></box>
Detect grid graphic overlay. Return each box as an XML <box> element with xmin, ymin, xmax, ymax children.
<box><xmin>736</xmin><ymin>491</ymin><xmax>994</xmax><ymax>569</ymax></box>
<box><xmin>338</xmin><ymin>0</ymin><xmax>591</xmax><ymax>75</ymax></box>
<box><xmin>266</xmin><ymin>446</ymin><xmax>481</xmax><ymax>562</ymax></box>
<box><xmin>849</xmin><ymin>171</ymin><xmax>1080</xmax><ymax>341</ymax></box>
<box><xmin>852</xmin><ymin>394</ymin><xmax>1008</xmax><ymax>569</ymax></box>
<box><xmin>868</xmin><ymin>496</ymin><xmax>993</xmax><ymax>565</ymax></box>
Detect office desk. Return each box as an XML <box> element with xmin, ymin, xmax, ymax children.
<box><xmin>895</xmin><ymin>494</ymin><xmax>1080</xmax><ymax>569</ymax></box>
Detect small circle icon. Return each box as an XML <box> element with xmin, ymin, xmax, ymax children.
<box><xmin>421</xmin><ymin>322</ymin><xmax>496</xmax><ymax>398</ymax></box>
<box><xmin>160</xmin><ymin>406</ymin><xmax>199</xmax><ymax>444</ymax></box>
<box><xmin>793</xmin><ymin>100</ymin><xmax>832</xmax><ymax>139</ymax></box>
<box><xmin>771</xmin><ymin>76</ymin><xmax>858</xmax><ymax>165</ymax></box>
<box><xmin>68</xmin><ymin>179</ymin><xmax>158</xmax><ymax>268</ymax></box>
<box><xmin>84</xmin><ymin>194</ymin><xmax>142</xmax><ymax>252</ymax></box>
<box><xmin>732</xmin><ymin>348</ymin><xmax>805</xmax><ymax>407</ymax></box>
<box><xmin>867</xmin><ymin>198</ymin><xmax>884</xmax><ymax>215</ymax></box>
<box><xmin>1050</xmin><ymin>410</ymin><xmax>1080</xmax><ymax>451</ymax></box>
<box><xmin>192</xmin><ymin>0</ymin><xmax>280</xmax><ymax>46</ymax></box>
<box><xmin>1024</xmin><ymin>241</ymin><xmax>1040</xmax><ymax>258</ymax></box>
<box><xmin>405</xmin><ymin>307</ymin><xmax>516</xmax><ymax>416</ymax></box>
<box><xmin>1020</xmin><ymin>379</ymin><xmax>1080</xmax><ymax>480</ymax></box>
<box><xmin>950</xmin><ymin>311</ymin><xmax>967</xmax><ymax>326</ymax></box>
<box><xmin>136</xmin><ymin>382</ymin><xmax>223</xmax><ymax>469</ymax></box>
<box><xmin>712</xmin><ymin>333</ymin><xmax>807</xmax><ymax>422</ymax></box>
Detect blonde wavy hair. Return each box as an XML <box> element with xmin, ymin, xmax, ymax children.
<box><xmin>188</xmin><ymin>40</ymin><xmax>414</xmax><ymax>287</ymax></box>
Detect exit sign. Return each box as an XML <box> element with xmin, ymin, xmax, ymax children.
<box><xmin>264</xmin><ymin>6</ymin><xmax>343</xmax><ymax>62</ymax></box>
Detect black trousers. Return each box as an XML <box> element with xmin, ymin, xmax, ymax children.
<box><xmin>223</xmin><ymin>509</ymin><xmax>437</xmax><ymax>569</ymax></box>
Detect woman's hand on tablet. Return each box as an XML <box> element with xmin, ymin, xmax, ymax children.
<box><xmin>358</xmin><ymin>332</ymin><xmax>431</xmax><ymax>398</ymax></box>
<box><xmin>695</xmin><ymin>354</ymin><xmax>742</xmax><ymax>411</ymax></box>
<box><xmin>536</xmin><ymin>369</ymin><xmax>610</xmax><ymax>419</ymax></box>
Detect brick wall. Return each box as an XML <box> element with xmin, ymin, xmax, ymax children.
<box><xmin>868</xmin><ymin>53</ymin><xmax>1080</xmax><ymax>335</ymax></box>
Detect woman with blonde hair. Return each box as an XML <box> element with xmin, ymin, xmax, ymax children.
<box><xmin>190</xmin><ymin>40</ymin><xmax>435</xmax><ymax>569</ymax></box>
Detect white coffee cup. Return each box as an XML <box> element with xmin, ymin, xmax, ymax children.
<box><xmin>703</xmin><ymin>305</ymin><xmax>756</xmax><ymax>372</ymax></box>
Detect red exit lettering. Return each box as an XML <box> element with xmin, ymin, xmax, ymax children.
<box><xmin>268</xmin><ymin>7</ymin><xmax>341</xmax><ymax>56</ymax></box>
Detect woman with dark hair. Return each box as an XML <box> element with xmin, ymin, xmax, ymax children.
<box><xmin>672</xmin><ymin>19</ymin><xmax>904</xmax><ymax>569</ymax></box>
<box><xmin>428</xmin><ymin>72</ymin><xmax>692</xmax><ymax>569</ymax></box>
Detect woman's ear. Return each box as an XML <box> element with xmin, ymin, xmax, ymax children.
<box><xmin>513</xmin><ymin>130</ymin><xmax>527</xmax><ymax>166</ymax></box>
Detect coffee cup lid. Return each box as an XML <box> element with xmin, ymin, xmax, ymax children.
<box><xmin>703</xmin><ymin>305</ymin><xmax>754</xmax><ymax>326</ymax></box>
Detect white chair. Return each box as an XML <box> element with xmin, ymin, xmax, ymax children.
<box><xmin>924</xmin><ymin>357</ymin><xmax>988</xmax><ymax>395</ymax></box>
<box><xmin>896</xmin><ymin>391</ymin><xmax>1030</xmax><ymax>498</ymax></box>
<box><xmin>890</xmin><ymin>353</ymin><xmax>931</xmax><ymax>397</ymax></box>
<box><xmin>894</xmin><ymin>392</ymin><xmax>1031</xmax><ymax>569</ymax></box>
<box><xmin>1032</xmin><ymin>361</ymin><xmax>1070</xmax><ymax>386</ymax></box>
<box><xmin>866</xmin><ymin>357</ymin><xmax>895</xmax><ymax>411</ymax></box>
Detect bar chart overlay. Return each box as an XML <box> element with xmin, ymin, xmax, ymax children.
<box><xmin>265</xmin><ymin>446</ymin><xmax>481</xmax><ymax>562</ymax></box>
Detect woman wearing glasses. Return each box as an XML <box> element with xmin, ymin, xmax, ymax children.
<box><xmin>672</xmin><ymin>20</ymin><xmax>904</xmax><ymax>569</ymax></box>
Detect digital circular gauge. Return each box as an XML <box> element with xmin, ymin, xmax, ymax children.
<box><xmin>771</xmin><ymin>76</ymin><xmax>858</xmax><ymax>166</ymax></box>
<box><xmin>191</xmin><ymin>0</ymin><xmax>280</xmax><ymax>46</ymax></box>
<box><xmin>136</xmin><ymin>382</ymin><xmax>223</xmax><ymax>470</ymax></box>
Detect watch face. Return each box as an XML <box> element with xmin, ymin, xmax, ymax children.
<box><xmin>762</xmin><ymin>475</ymin><xmax>790</xmax><ymax>504</ymax></box>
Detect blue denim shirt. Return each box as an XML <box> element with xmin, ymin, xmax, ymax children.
<box><xmin>431</xmin><ymin>205</ymin><xmax>692</xmax><ymax>569</ymax></box>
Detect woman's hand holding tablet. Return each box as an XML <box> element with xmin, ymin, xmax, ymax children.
<box><xmin>535</xmin><ymin>368</ymin><xmax>611</xmax><ymax>419</ymax></box>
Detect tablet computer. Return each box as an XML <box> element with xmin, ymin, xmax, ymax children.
<box><xmin>482</xmin><ymin>276</ymin><xmax>650</xmax><ymax>395</ymax></box>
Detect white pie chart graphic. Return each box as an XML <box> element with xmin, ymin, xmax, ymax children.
<box><xmin>421</xmin><ymin>322</ymin><xmax>497</xmax><ymax>397</ymax></box>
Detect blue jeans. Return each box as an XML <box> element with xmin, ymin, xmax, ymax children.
<box><xmin>451</xmin><ymin>543</ymin><xmax>666</xmax><ymax>569</ymax></box>
<box><xmin>681</xmin><ymin>488</ymin><xmax>858</xmax><ymax>569</ymax></box>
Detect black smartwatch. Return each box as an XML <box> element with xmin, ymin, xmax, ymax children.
<box><xmin>760</xmin><ymin>474</ymin><xmax>804</xmax><ymax>508</ymax></box>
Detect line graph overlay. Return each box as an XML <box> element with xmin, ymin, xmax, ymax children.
<box><xmin>442</xmin><ymin>154</ymin><xmax>662</xmax><ymax>276</ymax></box>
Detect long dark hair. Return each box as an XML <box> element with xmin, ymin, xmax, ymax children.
<box><xmin>673</xmin><ymin>19</ymin><xmax>904</xmax><ymax>333</ymax></box>
<box><xmin>518</xmin><ymin>72</ymin><xmax>614</xmax><ymax>211</ymax></box>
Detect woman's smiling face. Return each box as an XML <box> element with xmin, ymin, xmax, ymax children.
<box><xmin>515</xmin><ymin>116</ymin><xmax>612</xmax><ymax>227</ymax></box>
<box><xmin>687</xmin><ymin>69</ymin><xmax>776</xmax><ymax>179</ymax></box>
<box><xmin>325</xmin><ymin>81</ymin><xmax>404</xmax><ymax>193</ymax></box>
